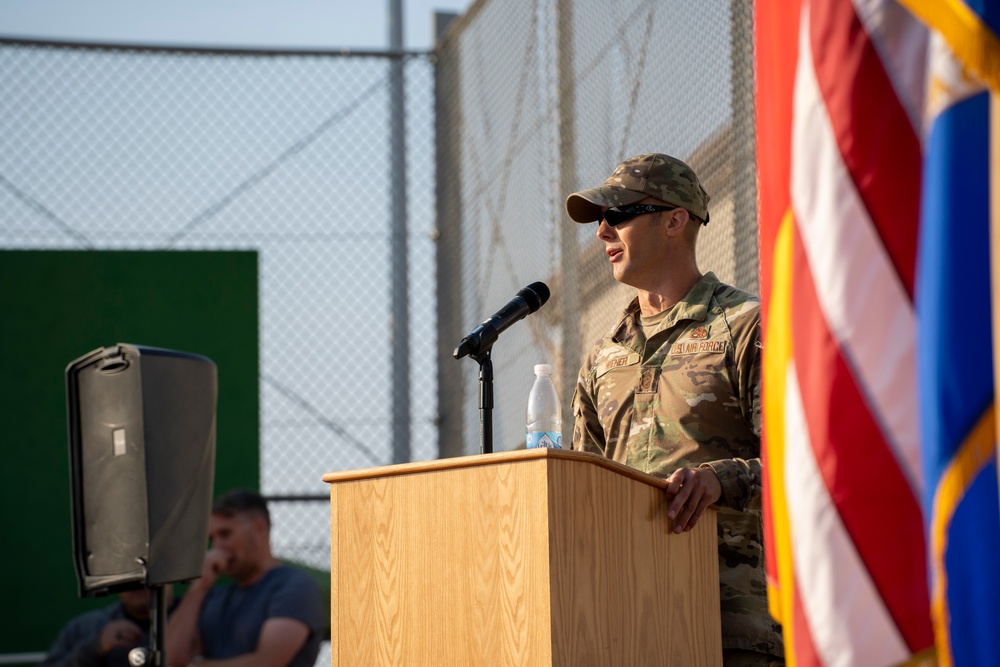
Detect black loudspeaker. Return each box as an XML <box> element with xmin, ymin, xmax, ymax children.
<box><xmin>66</xmin><ymin>343</ymin><xmax>217</xmax><ymax>597</ymax></box>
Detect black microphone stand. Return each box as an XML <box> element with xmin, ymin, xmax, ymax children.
<box><xmin>452</xmin><ymin>282</ymin><xmax>551</xmax><ymax>455</ymax></box>
<box><xmin>468</xmin><ymin>346</ymin><xmax>494</xmax><ymax>454</ymax></box>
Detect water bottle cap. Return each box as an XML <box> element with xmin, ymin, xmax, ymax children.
<box><xmin>534</xmin><ymin>364</ymin><xmax>553</xmax><ymax>375</ymax></box>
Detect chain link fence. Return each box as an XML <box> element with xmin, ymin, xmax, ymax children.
<box><xmin>436</xmin><ymin>0</ymin><xmax>758</xmax><ymax>455</ymax></box>
<box><xmin>0</xmin><ymin>38</ymin><xmax>440</xmax><ymax>578</ymax></box>
<box><xmin>2</xmin><ymin>0</ymin><xmax>757</xmax><ymax>658</ymax></box>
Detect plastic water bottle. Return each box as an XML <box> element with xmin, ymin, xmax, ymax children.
<box><xmin>526</xmin><ymin>364</ymin><xmax>562</xmax><ymax>449</ymax></box>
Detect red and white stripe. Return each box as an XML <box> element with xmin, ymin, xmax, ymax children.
<box><xmin>784</xmin><ymin>365</ymin><xmax>909</xmax><ymax>665</ymax></box>
<box><xmin>791</xmin><ymin>0</ymin><xmax>923</xmax><ymax>493</ymax></box>
<box><xmin>779</xmin><ymin>0</ymin><xmax>934</xmax><ymax>663</ymax></box>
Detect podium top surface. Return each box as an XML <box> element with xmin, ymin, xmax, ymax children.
<box><xmin>322</xmin><ymin>448</ymin><xmax>669</xmax><ymax>489</ymax></box>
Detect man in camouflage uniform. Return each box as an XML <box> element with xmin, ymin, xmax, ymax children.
<box><xmin>565</xmin><ymin>153</ymin><xmax>784</xmax><ymax>666</ymax></box>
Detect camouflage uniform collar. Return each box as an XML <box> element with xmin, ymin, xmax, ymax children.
<box><xmin>612</xmin><ymin>272</ymin><xmax>721</xmax><ymax>346</ymax></box>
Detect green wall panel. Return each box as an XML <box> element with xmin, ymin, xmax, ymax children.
<box><xmin>0</xmin><ymin>250</ymin><xmax>259</xmax><ymax>657</ymax></box>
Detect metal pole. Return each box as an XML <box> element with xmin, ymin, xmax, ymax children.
<box><xmin>389</xmin><ymin>0</ymin><xmax>411</xmax><ymax>464</ymax></box>
<box><xmin>991</xmin><ymin>91</ymin><xmax>1000</xmax><ymax>493</ymax></box>
<box><xmin>557</xmin><ymin>0</ymin><xmax>580</xmax><ymax>444</ymax></box>
<box><xmin>434</xmin><ymin>11</ymin><xmax>467</xmax><ymax>459</ymax></box>
<box><xmin>478</xmin><ymin>352</ymin><xmax>494</xmax><ymax>454</ymax></box>
<box><xmin>729</xmin><ymin>0</ymin><xmax>759</xmax><ymax>294</ymax></box>
<box><xmin>149</xmin><ymin>585</ymin><xmax>167</xmax><ymax>667</ymax></box>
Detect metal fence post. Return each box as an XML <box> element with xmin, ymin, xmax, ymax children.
<box><xmin>389</xmin><ymin>0</ymin><xmax>411</xmax><ymax>464</ymax></box>
<box><xmin>557</xmin><ymin>0</ymin><xmax>580</xmax><ymax>442</ymax></box>
<box><xmin>434</xmin><ymin>13</ymin><xmax>467</xmax><ymax>459</ymax></box>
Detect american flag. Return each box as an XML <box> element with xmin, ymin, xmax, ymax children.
<box><xmin>755</xmin><ymin>1</ymin><xmax>935</xmax><ymax>664</ymax></box>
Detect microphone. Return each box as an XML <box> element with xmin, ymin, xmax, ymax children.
<box><xmin>453</xmin><ymin>282</ymin><xmax>550</xmax><ymax>360</ymax></box>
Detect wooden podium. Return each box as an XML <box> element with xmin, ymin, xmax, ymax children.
<box><xmin>322</xmin><ymin>448</ymin><xmax>722</xmax><ymax>666</ymax></box>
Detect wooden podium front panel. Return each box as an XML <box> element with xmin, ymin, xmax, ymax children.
<box><xmin>547</xmin><ymin>457</ymin><xmax>722</xmax><ymax>667</ymax></box>
<box><xmin>327</xmin><ymin>450</ymin><xmax>723</xmax><ymax>666</ymax></box>
<box><xmin>331</xmin><ymin>459</ymin><xmax>554</xmax><ymax>666</ymax></box>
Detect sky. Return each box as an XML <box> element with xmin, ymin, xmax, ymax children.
<box><xmin>0</xmin><ymin>0</ymin><xmax>475</xmax><ymax>51</ymax></box>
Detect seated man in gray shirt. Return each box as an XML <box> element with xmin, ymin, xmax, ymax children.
<box><xmin>167</xmin><ymin>489</ymin><xmax>324</xmax><ymax>667</ymax></box>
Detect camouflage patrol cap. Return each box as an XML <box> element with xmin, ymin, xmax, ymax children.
<box><xmin>566</xmin><ymin>153</ymin><xmax>711</xmax><ymax>224</ymax></box>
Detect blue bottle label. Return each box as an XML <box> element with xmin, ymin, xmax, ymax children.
<box><xmin>526</xmin><ymin>431</ymin><xmax>562</xmax><ymax>449</ymax></box>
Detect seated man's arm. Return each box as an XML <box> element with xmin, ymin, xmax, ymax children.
<box><xmin>165</xmin><ymin>582</ymin><xmax>207</xmax><ymax>667</ymax></box>
<box><xmin>189</xmin><ymin>618</ymin><xmax>310</xmax><ymax>667</ymax></box>
<box><xmin>39</xmin><ymin>611</ymin><xmax>137</xmax><ymax>667</ymax></box>
<box><xmin>38</xmin><ymin>618</ymin><xmax>100</xmax><ymax>667</ymax></box>
<box><xmin>168</xmin><ymin>548</ymin><xmax>229</xmax><ymax>667</ymax></box>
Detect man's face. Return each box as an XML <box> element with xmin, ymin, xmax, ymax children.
<box><xmin>596</xmin><ymin>199</ymin><xmax>670</xmax><ymax>288</ymax></box>
<box><xmin>119</xmin><ymin>588</ymin><xmax>151</xmax><ymax>621</ymax></box>
<box><xmin>208</xmin><ymin>512</ymin><xmax>262</xmax><ymax>582</ymax></box>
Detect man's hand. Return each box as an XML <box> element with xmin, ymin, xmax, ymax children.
<box><xmin>663</xmin><ymin>467</ymin><xmax>722</xmax><ymax>533</ymax></box>
<box><xmin>98</xmin><ymin>619</ymin><xmax>143</xmax><ymax>654</ymax></box>
<box><xmin>167</xmin><ymin>548</ymin><xmax>226</xmax><ymax>667</ymax></box>
<box><xmin>199</xmin><ymin>548</ymin><xmax>229</xmax><ymax>589</ymax></box>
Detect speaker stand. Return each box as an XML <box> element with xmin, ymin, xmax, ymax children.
<box><xmin>149</xmin><ymin>584</ymin><xmax>167</xmax><ymax>667</ymax></box>
<box><xmin>127</xmin><ymin>584</ymin><xmax>167</xmax><ymax>667</ymax></box>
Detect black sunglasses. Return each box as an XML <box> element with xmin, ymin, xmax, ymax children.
<box><xmin>598</xmin><ymin>204</ymin><xmax>678</xmax><ymax>227</ymax></box>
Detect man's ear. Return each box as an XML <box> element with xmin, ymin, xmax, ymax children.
<box><xmin>662</xmin><ymin>207</ymin><xmax>690</xmax><ymax>237</ymax></box>
<box><xmin>251</xmin><ymin>514</ymin><xmax>269</xmax><ymax>537</ymax></box>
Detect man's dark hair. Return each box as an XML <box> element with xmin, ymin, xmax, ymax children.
<box><xmin>211</xmin><ymin>488</ymin><xmax>271</xmax><ymax>527</ymax></box>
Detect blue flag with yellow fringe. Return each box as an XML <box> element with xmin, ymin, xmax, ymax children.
<box><xmin>906</xmin><ymin>1</ymin><xmax>1000</xmax><ymax>665</ymax></box>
